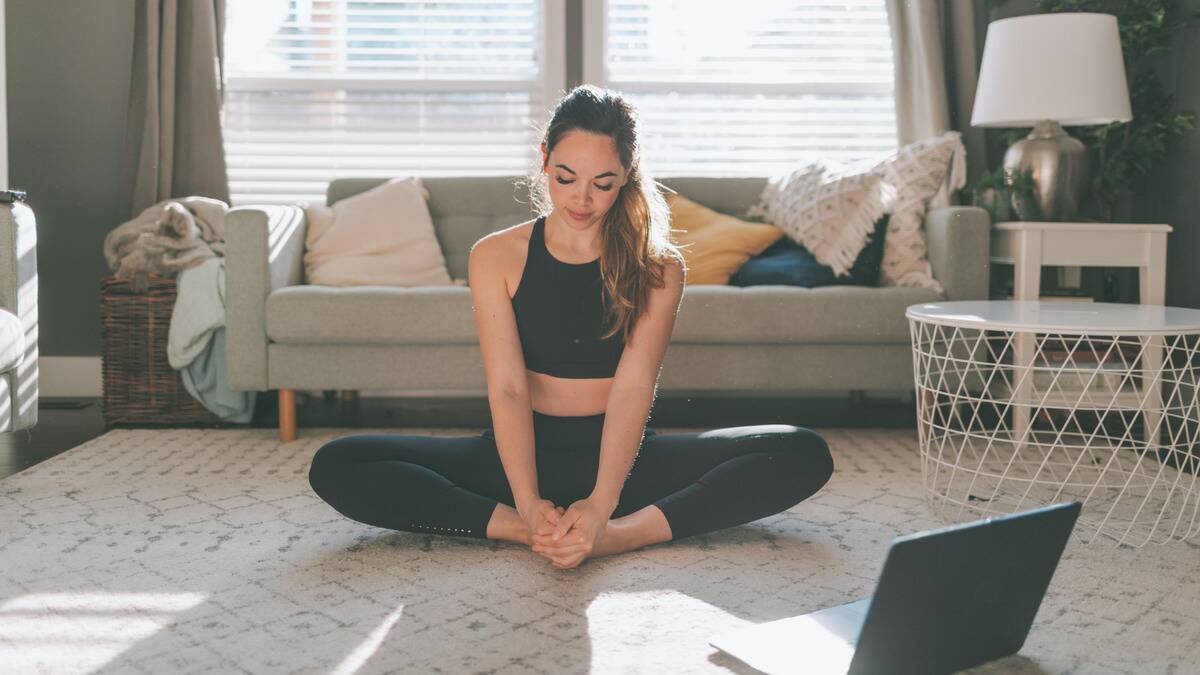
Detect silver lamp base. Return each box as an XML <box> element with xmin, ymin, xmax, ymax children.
<box><xmin>1002</xmin><ymin>120</ymin><xmax>1090</xmax><ymax>222</ymax></box>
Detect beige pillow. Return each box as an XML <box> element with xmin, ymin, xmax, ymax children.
<box><xmin>667</xmin><ymin>193</ymin><xmax>785</xmax><ymax>285</ymax></box>
<box><xmin>303</xmin><ymin>177</ymin><xmax>453</xmax><ymax>287</ymax></box>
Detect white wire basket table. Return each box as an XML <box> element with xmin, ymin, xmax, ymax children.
<box><xmin>906</xmin><ymin>301</ymin><xmax>1200</xmax><ymax>547</ymax></box>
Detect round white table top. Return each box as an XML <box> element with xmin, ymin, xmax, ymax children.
<box><xmin>906</xmin><ymin>300</ymin><xmax>1200</xmax><ymax>335</ymax></box>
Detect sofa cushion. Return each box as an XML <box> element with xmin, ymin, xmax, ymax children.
<box><xmin>0</xmin><ymin>308</ymin><xmax>24</xmax><ymax>373</ymax></box>
<box><xmin>672</xmin><ymin>285</ymin><xmax>941</xmax><ymax>344</ymax></box>
<box><xmin>329</xmin><ymin>177</ymin><xmax>542</xmax><ymax>282</ymax></box>
<box><xmin>268</xmin><ymin>285</ymin><xmax>478</xmax><ymax>344</ymax></box>
<box><xmin>326</xmin><ymin>176</ymin><xmax>775</xmax><ymax>283</ymax></box>
<box><xmin>265</xmin><ymin>284</ymin><xmax>941</xmax><ymax>346</ymax></box>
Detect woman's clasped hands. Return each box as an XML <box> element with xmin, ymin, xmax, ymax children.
<box><xmin>527</xmin><ymin>497</ymin><xmax>609</xmax><ymax>570</ymax></box>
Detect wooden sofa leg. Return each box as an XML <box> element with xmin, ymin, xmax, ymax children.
<box><xmin>279</xmin><ymin>389</ymin><xmax>297</xmax><ymax>442</ymax></box>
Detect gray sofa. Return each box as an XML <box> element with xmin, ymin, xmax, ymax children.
<box><xmin>0</xmin><ymin>201</ymin><xmax>38</xmax><ymax>432</ymax></box>
<box><xmin>226</xmin><ymin>177</ymin><xmax>990</xmax><ymax>441</ymax></box>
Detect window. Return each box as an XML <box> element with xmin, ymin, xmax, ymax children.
<box><xmin>222</xmin><ymin>0</ymin><xmax>564</xmax><ymax>205</ymax></box>
<box><xmin>583</xmin><ymin>1</ymin><xmax>896</xmax><ymax>177</ymax></box>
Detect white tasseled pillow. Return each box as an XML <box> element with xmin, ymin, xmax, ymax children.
<box><xmin>303</xmin><ymin>177</ymin><xmax>453</xmax><ymax>287</ymax></box>
<box><xmin>745</xmin><ymin>161</ymin><xmax>887</xmax><ymax>278</ymax></box>
<box><xmin>870</xmin><ymin>131</ymin><xmax>967</xmax><ymax>292</ymax></box>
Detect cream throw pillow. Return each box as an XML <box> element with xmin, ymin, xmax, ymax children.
<box><xmin>745</xmin><ymin>162</ymin><xmax>886</xmax><ymax>278</ymax></box>
<box><xmin>303</xmin><ymin>177</ymin><xmax>453</xmax><ymax>287</ymax></box>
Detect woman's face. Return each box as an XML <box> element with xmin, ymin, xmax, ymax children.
<box><xmin>541</xmin><ymin>130</ymin><xmax>628</xmax><ymax>229</ymax></box>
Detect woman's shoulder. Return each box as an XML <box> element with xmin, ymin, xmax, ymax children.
<box><xmin>652</xmin><ymin>248</ymin><xmax>687</xmax><ymax>281</ymax></box>
<box><xmin>473</xmin><ymin>219</ymin><xmax>536</xmax><ymax>256</ymax></box>
<box><xmin>469</xmin><ymin>219</ymin><xmax>539</xmax><ymax>283</ymax></box>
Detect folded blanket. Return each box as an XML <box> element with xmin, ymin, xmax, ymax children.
<box><xmin>168</xmin><ymin>256</ymin><xmax>257</xmax><ymax>423</ymax></box>
<box><xmin>168</xmin><ymin>257</ymin><xmax>226</xmax><ymax>369</ymax></box>
<box><xmin>179</xmin><ymin>327</ymin><xmax>256</xmax><ymax>424</ymax></box>
<box><xmin>103</xmin><ymin>197</ymin><xmax>229</xmax><ymax>291</ymax></box>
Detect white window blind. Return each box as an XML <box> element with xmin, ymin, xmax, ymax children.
<box><xmin>222</xmin><ymin>0</ymin><xmax>563</xmax><ymax>205</ymax></box>
<box><xmin>583</xmin><ymin>0</ymin><xmax>897</xmax><ymax>177</ymax></box>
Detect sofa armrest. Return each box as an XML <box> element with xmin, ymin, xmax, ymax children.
<box><xmin>225</xmin><ymin>205</ymin><xmax>307</xmax><ymax>391</ymax></box>
<box><xmin>924</xmin><ymin>206</ymin><xmax>991</xmax><ymax>301</ymax></box>
<box><xmin>0</xmin><ymin>201</ymin><xmax>37</xmax><ymax>429</ymax></box>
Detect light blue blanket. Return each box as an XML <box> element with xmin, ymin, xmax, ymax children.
<box><xmin>168</xmin><ymin>257</ymin><xmax>257</xmax><ymax>423</ymax></box>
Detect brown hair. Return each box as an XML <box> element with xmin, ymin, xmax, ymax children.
<box><xmin>521</xmin><ymin>85</ymin><xmax>684</xmax><ymax>343</ymax></box>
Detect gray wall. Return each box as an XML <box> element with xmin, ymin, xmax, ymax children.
<box><xmin>7</xmin><ymin>0</ymin><xmax>134</xmax><ymax>356</ymax></box>
<box><xmin>1151</xmin><ymin>0</ymin><xmax>1200</xmax><ymax>309</ymax></box>
<box><xmin>6</xmin><ymin>0</ymin><xmax>1199</xmax><ymax>362</ymax></box>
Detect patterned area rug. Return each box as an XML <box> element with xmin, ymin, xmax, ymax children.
<box><xmin>1</xmin><ymin>427</ymin><xmax>1197</xmax><ymax>674</ymax></box>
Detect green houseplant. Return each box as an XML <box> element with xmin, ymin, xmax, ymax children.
<box><xmin>990</xmin><ymin>0</ymin><xmax>1199</xmax><ymax>221</ymax></box>
<box><xmin>970</xmin><ymin>166</ymin><xmax>1039</xmax><ymax>221</ymax></box>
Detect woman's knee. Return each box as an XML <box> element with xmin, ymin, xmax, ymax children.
<box><xmin>711</xmin><ymin>425</ymin><xmax>834</xmax><ymax>483</ymax></box>
<box><xmin>764</xmin><ymin>427</ymin><xmax>834</xmax><ymax>495</ymax></box>
<box><xmin>793</xmin><ymin>427</ymin><xmax>833</xmax><ymax>480</ymax></box>
<box><xmin>308</xmin><ymin>435</ymin><xmax>366</xmax><ymax>497</ymax></box>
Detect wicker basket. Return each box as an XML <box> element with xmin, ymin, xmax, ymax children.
<box><xmin>100</xmin><ymin>274</ymin><xmax>225</xmax><ymax>428</ymax></box>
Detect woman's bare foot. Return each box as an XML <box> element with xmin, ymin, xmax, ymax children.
<box><xmin>485</xmin><ymin>503</ymin><xmax>533</xmax><ymax>545</ymax></box>
<box><xmin>589</xmin><ymin>519</ymin><xmax>634</xmax><ymax>557</ymax></box>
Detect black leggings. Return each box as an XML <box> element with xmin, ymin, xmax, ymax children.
<box><xmin>308</xmin><ymin>411</ymin><xmax>834</xmax><ymax>541</ymax></box>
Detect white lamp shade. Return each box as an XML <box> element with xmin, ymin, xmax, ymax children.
<box><xmin>971</xmin><ymin>13</ymin><xmax>1132</xmax><ymax>128</ymax></box>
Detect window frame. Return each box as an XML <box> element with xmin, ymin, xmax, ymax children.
<box><xmin>582</xmin><ymin>0</ymin><xmax>892</xmax><ymax>98</ymax></box>
<box><xmin>579</xmin><ymin>0</ymin><xmax>897</xmax><ymax>178</ymax></box>
<box><xmin>225</xmin><ymin>0</ymin><xmax>566</xmax><ymax>101</ymax></box>
<box><xmin>221</xmin><ymin>0</ymin><xmax>567</xmax><ymax>204</ymax></box>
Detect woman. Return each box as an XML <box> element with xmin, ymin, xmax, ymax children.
<box><xmin>308</xmin><ymin>85</ymin><xmax>834</xmax><ymax>570</ymax></box>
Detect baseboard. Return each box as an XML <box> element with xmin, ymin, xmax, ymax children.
<box><xmin>42</xmin><ymin>356</ymin><xmax>101</xmax><ymax>397</ymax></box>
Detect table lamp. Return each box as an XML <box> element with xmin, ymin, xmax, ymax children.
<box><xmin>971</xmin><ymin>13</ymin><xmax>1132</xmax><ymax>222</ymax></box>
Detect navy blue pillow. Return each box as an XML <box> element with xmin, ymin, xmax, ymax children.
<box><xmin>730</xmin><ymin>214</ymin><xmax>891</xmax><ymax>288</ymax></box>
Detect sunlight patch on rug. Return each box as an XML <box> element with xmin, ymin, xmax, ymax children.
<box><xmin>0</xmin><ymin>592</ymin><xmax>207</xmax><ymax>674</ymax></box>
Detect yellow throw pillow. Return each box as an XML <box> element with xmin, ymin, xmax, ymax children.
<box><xmin>666</xmin><ymin>193</ymin><xmax>786</xmax><ymax>285</ymax></box>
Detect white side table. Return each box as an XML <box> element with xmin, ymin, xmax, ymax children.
<box><xmin>990</xmin><ymin>222</ymin><xmax>1173</xmax><ymax>446</ymax></box>
<box><xmin>906</xmin><ymin>301</ymin><xmax>1200</xmax><ymax>546</ymax></box>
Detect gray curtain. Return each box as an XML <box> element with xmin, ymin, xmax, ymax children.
<box><xmin>885</xmin><ymin>0</ymin><xmax>990</xmax><ymax>187</ymax></box>
<box><xmin>121</xmin><ymin>0</ymin><xmax>230</xmax><ymax>219</ymax></box>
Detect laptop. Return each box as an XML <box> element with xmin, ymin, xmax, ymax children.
<box><xmin>709</xmin><ymin>501</ymin><xmax>1081</xmax><ymax>675</ymax></box>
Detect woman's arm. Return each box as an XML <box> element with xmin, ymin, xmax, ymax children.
<box><xmin>468</xmin><ymin>234</ymin><xmax>539</xmax><ymax>512</ymax></box>
<box><xmin>590</xmin><ymin>257</ymin><xmax>686</xmax><ymax>516</ymax></box>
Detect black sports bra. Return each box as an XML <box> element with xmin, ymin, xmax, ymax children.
<box><xmin>510</xmin><ymin>215</ymin><xmax>624</xmax><ymax>378</ymax></box>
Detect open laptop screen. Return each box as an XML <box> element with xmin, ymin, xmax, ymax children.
<box><xmin>847</xmin><ymin>501</ymin><xmax>1081</xmax><ymax>675</ymax></box>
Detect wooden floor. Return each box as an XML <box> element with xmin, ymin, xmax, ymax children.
<box><xmin>0</xmin><ymin>393</ymin><xmax>916</xmax><ymax>480</ymax></box>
